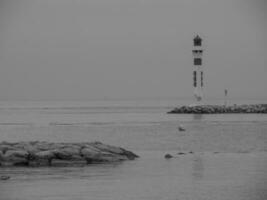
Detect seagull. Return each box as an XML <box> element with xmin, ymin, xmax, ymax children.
<box><xmin>178</xmin><ymin>125</ymin><xmax>186</xmax><ymax>131</ymax></box>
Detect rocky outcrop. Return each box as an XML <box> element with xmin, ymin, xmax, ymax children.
<box><xmin>0</xmin><ymin>141</ymin><xmax>138</xmax><ymax>167</ymax></box>
<box><xmin>168</xmin><ymin>104</ymin><xmax>267</xmax><ymax>114</ymax></box>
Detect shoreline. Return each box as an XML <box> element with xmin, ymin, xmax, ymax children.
<box><xmin>168</xmin><ymin>104</ymin><xmax>267</xmax><ymax>114</ymax></box>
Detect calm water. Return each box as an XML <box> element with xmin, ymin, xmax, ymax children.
<box><xmin>0</xmin><ymin>99</ymin><xmax>266</xmax><ymax>200</ymax></box>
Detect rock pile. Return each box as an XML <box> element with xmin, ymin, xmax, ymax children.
<box><xmin>0</xmin><ymin>141</ymin><xmax>138</xmax><ymax>167</ymax></box>
<box><xmin>168</xmin><ymin>104</ymin><xmax>267</xmax><ymax>114</ymax></box>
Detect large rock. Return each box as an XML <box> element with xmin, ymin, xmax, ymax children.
<box><xmin>1</xmin><ymin>150</ymin><xmax>29</xmax><ymax>166</ymax></box>
<box><xmin>80</xmin><ymin>146</ymin><xmax>128</xmax><ymax>163</ymax></box>
<box><xmin>53</xmin><ymin>146</ymin><xmax>83</xmax><ymax>160</ymax></box>
<box><xmin>0</xmin><ymin>141</ymin><xmax>138</xmax><ymax>167</ymax></box>
<box><xmin>35</xmin><ymin>150</ymin><xmax>55</xmax><ymax>160</ymax></box>
<box><xmin>91</xmin><ymin>142</ymin><xmax>138</xmax><ymax>160</ymax></box>
<box><xmin>0</xmin><ymin>144</ymin><xmax>17</xmax><ymax>154</ymax></box>
<box><xmin>0</xmin><ymin>151</ymin><xmax>4</xmax><ymax>165</ymax></box>
<box><xmin>81</xmin><ymin>146</ymin><xmax>105</xmax><ymax>163</ymax></box>
<box><xmin>28</xmin><ymin>150</ymin><xmax>55</xmax><ymax>166</ymax></box>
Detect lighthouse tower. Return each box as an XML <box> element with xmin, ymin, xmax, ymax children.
<box><xmin>192</xmin><ymin>35</ymin><xmax>204</xmax><ymax>102</ymax></box>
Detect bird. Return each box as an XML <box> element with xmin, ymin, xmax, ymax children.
<box><xmin>178</xmin><ymin>125</ymin><xmax>186</xmax><ymax>131</ymax></box>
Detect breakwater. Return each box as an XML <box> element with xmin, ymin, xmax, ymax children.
<box><xmin>168</xmin><ymin>104</ymin><xmax>267</xmax><ymax>114</ymax></box>
<box><xmin>0</xmin><ymin>141</ymin><xmax>138</xmax><ymax>167</ymax></box>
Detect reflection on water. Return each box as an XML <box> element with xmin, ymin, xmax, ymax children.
<box><xmin>192</xmin><ymin>155</ymin><xmax>204</xmax><ymax>180</ymax></box>
<box><xmin>0</xmin><ymin>152</ymin><xmax>266</xmax><ymax>200</ymax></box>
<box><xmin>193</xmin><ymin>114</ymin><xmax>204</xmax><ymax>120</ymax></box>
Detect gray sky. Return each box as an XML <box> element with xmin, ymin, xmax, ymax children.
<box><xmin>0</xmin><ymin>0</ymin><xmax>266</xmax><ymax>100</ymax></box>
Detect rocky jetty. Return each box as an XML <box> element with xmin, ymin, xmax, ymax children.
<box><xmin>0</xmin><ymin>141</ymin><xmax>138</xmax><ymax>167</ymax></box>
<box><xmin>168</xmin><ymin>104</ymin><xmax>267</xmax><ymax>114</ymax></box>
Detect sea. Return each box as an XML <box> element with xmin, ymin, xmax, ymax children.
<box><xmin>0</xmin><ymin>98</ymin><xmax>266</xmax><ymax>200</ymax></box>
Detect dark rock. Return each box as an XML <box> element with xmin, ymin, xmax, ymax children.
<box><xmin>90</xmin><ymin>142</ymin><xmax>138</xmax><ymax>160</ymax></box>
<box><xmin>35</xmin><ymin>150</ymin><xmax>55</xmax><ymax>160</ymax></box>
<box><xmin>80</xmin><ymin>146</ymin><xmax>128</xmax><ymax>163</ymax></box>
<box><xmin>51</xmin><ymin>159</ymin><xmax>87</xmax><ymax>166</ymax></box>
<box><xmin>0</xmin><ymin>175</ymin><xmax>10</xmax><ymax>180</ymax></box>
<box><xmin>80</xmin><ymin>147</ymin><xmax>102</xmax><ymax>163</ymax></box>
<box><xmin>177</xmin><ymin>152</ymin><xmax>186</xmax><ymax>155</ymax></box>
<box><xmin>164</xmin><ymin>154</ymin><xmax>173</xmax><ymax>159</ymax></box>
<box><xmin>0</xmin><ymin>151</ymin><xmax>4</xmax><ymax>161</ymax></box>
<box><xmin>28</xmin><ymin>150</ymin><xmax>55</xmax><ymax>166</ymax></box>
<box><xmin>91</xmin><ymin>142</ymin><xmax>125</xmax><ymax>155</ymax></box>
<box><xmin>2</xmin><ymin>150</ymin><xmax>29</xmax><ymax>166</ymax></box>
<box><xmin>53</xmin><ymin>146</ymin><xmax>82</xmax><ymax>160</ymax></box>
<box><xmin>0</xmin><ymin>145</ymin><xmax>17</xmax><ymax>154</ymax></box>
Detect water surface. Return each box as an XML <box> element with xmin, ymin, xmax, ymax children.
<box><xmin>0</xmin><ymin>99</ymin><xmax>266</xmax><ymax>200</ymax></box>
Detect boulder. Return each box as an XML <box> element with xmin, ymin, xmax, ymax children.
<box><xmin>91</xmin><ymin>142</ymin><xmax>138</xmax><ymax>160</ymax></box>
<box><xmin>0</xmin><ymin>145</ymin><xmax>17</xmax><ymax>154</ymax></box>
<box><xmin>0</xmin><ymin>151</ymin><xmax>4</xmax><ymax>164</ymax></box>
<box><xmin>28</xmin><ymin>150</ymin><xmax>55</xmax><ymax>166</ymax></box>
<box><xmin>53</xmin><ymin>146</ymin><xmax>82</xmax><ymax>160</ymax></box>
<box><xmin>36</xmin><ymin>150</ymin><xmax>54</xmax><ymax>159</ymax></box>
<box><xmin>91</xmin><ymin>142</ymin><xmax>125</xmax><ymax>154</ymax></box>
<box><xmin>80</xmin><ymin>147</ymin><xmax>103</xmax><ymax>163</ymax></box>
<box><xmin>80</xmin><ymin>146</ymin><xmax>128</xmax><ymax>163</ymax></box>
<box><xmin>2</xmin><ymin>150</ymin><xmax>29</xmax><ymax>166</ymax></box>
<box><xmin>0</xmin><ymin>175</ymin><xmax>10</xmax><ymax>180</ymax></box>
<box><xmin>164</xmin><ymin>154</ymin><xmax>173</xmax><ymax>159</ymax></box>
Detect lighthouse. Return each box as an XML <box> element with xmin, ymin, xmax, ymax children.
<box><xmin>192</xmin><ymin>35</ymin><xmax>204</xmax><ymax>102</ymax></box>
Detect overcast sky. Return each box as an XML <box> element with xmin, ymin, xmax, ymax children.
<box><xmin>0</xmin><ymin>0</ymin><xmax>266</xmax><ymax>100</ymax></box>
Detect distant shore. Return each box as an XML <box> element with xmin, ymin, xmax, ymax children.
<box><xmin>0</xmin><ymin>141</ymin><xmax>138</xmax><ymax>167</ymax></box>
<box><xmin>168</xmin><ymin>104</ymin><xmax>267</xmax><ymax>114</ymax></box>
